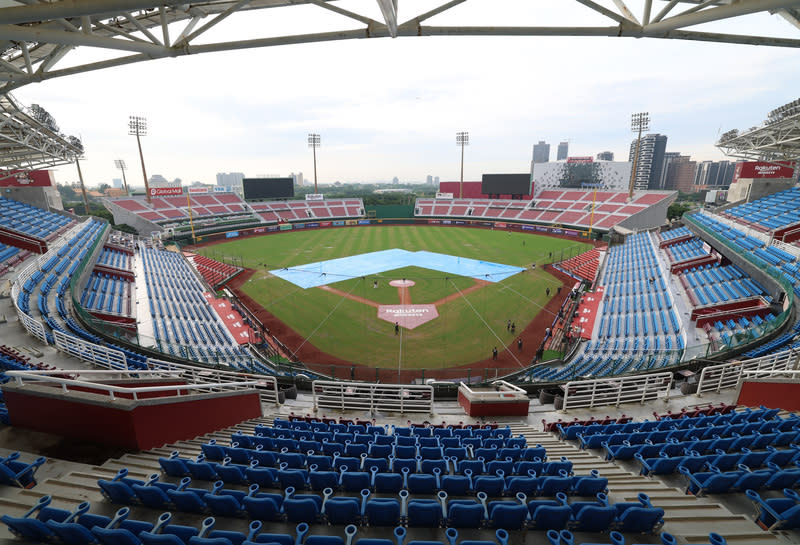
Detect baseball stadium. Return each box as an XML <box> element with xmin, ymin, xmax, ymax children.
<box><xmin>1</xmin><ymin>3</ymin><xmax>800</xmax><ymax>545</ymax></box>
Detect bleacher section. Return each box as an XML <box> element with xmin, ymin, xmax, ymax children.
<box><xmin>529</xmin><ymin>233</ymin><xmax>683</xmax><ymax>381</ymax></box>
<box><xmin>80</xmin><ymin>272</ymin><xmax>134</xmax><ymax>318</ymax></box>
<box><xmin>250</xmin><ymin>199</ymin><xmax>364</xmax><ymax>223</ymax></box>
<box><xmin>414</xmin><ymin>191</ymin><xmax>674</xmax><ymax>231</ymax></box>
<box><xmin>185</xmin><ymin>253</ymin><xmax>243</xmax><ymax>288</ymax></box>
<box><xmin>105</xmin><ymin>195</ymin><xmax>365</xmax><ymax>235</ymax></box>
<box><xmin>553</xmin><ymin>248</ymin><xmax>604</xmax><ymax>283</ymax></box>
<box><xmin>96</xmin><ymin>247</ymin><xmax>132</xmax><ymax>272</ymax></box>
<box><xmin>139</xmin><ymin>244</ymin><xmax>256</xmax><ymax>369</ymax></box>
<box><xmin>0</xmin><ymin>197</ymin><xmax>73</xmax><ymax>242</ymax></box>
<box><xmin>723</xmin><ymin>187</ymin><xmax>800</xmax><ymax>232</ymax></box>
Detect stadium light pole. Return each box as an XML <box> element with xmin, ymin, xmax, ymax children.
<box><xmin>628</xmin><ymin>112</ymin><xmax>649</xmax><ymax>202</ymax></box>
<box><xmin>456</xmin><ymin>131</ymin><xmax>469</xmax><ymax>199</ymax></box>
<box><xmin>308</xmin><ymin>133</ymin><xmax>320</xmax><ymax>194</ymax></box>
<box><xmin>129</xmin><ymin>116</ymin><xmax>151</xmax><ymax>203</ymax></box>
<box><xmin>114</xmin><ymin>159</ymin><xmax>129</xmax><ymax>196</ymax></box>
<box><xmin>75</xmin><ymin>155</ymin><xmax>89</xmax><ymax>215</ymax></box>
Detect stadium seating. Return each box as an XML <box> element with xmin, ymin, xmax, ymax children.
<box><xmin>0</xmin><ymin>196</ymin><xmax>73</xmax><ymax>240</ymax></box>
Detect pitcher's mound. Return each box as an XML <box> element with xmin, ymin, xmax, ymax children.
<box><xmin>378</xmin><ymin>304</ymin><xmax>438</xmax><ymax>329</ymax></box>
<box><xmin>389</xmin><ymin>279</ymin><xmax>415</xmax><ymax>287</ymax></box>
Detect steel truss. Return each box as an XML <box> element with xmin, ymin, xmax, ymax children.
<box><xmin>0</xmin><ymin>0</ymin><xmax>797</xmax><ymax>95</ymax></box>
<box><xmin>717</xmin><ymin>112</ymin><xmax>800</xmax><ymax>162</ymax></box>
<box><xmin>0</xmin><ymin>94</ymin><xmax>83</xmax><ymax>173</ymax></box>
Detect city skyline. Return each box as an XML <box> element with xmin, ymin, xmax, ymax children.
<box><xmin>15</xmin><ymin>2</ymin><xmax>800</xmax><ymax>187</ymax></box>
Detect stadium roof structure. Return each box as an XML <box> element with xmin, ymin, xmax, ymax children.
<box><xmin>0</xmin><ymin>94</ymin><xmax>83</xmax><ymax>174</ymax></box>
<box><xmin>0</xmin><ymin>0</ymin><xmax>797</xmax><ymax>94</ymax></box>
<box><xmin>717</xmin><ymin>97</ymin><xmax>800</xmax><ymax>162</ymax></box>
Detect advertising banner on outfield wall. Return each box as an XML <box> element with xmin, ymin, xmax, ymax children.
<box><xmin>226</xmin><ymin>231</ymin><xmax>239</xmax><ymax>238</ymax></box>
<box><xmin>150</xmin><ymin>187</ymin><xmax>183</xmax><ymax>196</ymax></box>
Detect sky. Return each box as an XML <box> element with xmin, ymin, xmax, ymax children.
<box><xmin>14</xmin><ymin>0</ymin><xmax>800</xmax><ymax>188</ymax></box>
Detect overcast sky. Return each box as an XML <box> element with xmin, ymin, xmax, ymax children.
<box><xmin>16</xmin><ymin>0</ymin><xmax>800</xmax><ymax>187</ymax></box>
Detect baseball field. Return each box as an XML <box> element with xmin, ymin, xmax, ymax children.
<box><xmin>196</xmin><ymin>225</ymin><xmax>591</xmax><ymax>371</ymax></box>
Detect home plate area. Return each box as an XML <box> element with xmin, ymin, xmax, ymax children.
<box><xmin>377</xmin><ymin>304</ymin><xmax>439</xmax><ymax>329</ymax></box>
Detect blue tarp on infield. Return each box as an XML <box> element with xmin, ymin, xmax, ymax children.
<box><xmin>270</xmin><ymin>248</ymin><xmax>524</xmax><ymax>289</ymax></box>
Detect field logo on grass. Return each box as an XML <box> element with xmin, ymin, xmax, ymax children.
<box><xmin>378</xmin><ymin>304</ymin><xmax>439</xmax><ymax>329</ymax></box>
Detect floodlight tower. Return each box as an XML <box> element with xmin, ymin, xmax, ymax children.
<box><xmin>628</xmin><ymin>112</ymin><xmax>649</xmax><ymax>202</ymax></box>
<box><xmin>456</xmin><ymin>131</ymin><xmax>469</xmax><ymax>198</ymax></box>
<box><xmin>129</xmin><ymin>116</ymin><xmax>150</xmax><ymax>203</ymax></box>
<box><xmin>75</xmin><ymin>154</ymin><xmax>89</xmax><ymax>215</ymax></box>
<box><xmin>114</xmin><ymin>159</ymin><xmax>129</xmax><ymax>196</ymax></box>
<box><xmin>308</xmin><ymin>133</ymin><xmax>320</xmax><ymax>193</ymax></box>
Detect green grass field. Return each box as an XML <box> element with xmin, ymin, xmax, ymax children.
<box><xmin>198</xmin><ymin>226</ymin><xmax>590</xmax><ymax>369</ymax></box>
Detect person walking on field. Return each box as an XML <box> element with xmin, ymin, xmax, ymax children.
<box><xmin>492</xmin><ymin>347</ymin><xmax>498</xmax><ymax>360</ymax></box>
<box><xmin>395</xmin><ymin>322</ymin><xmax>399</xmax><ymax>335</ymax></box>
<box><xmin>518</xmin><ymin>338</ymin><xmax>523</xmax><ymax>352</ymax></box>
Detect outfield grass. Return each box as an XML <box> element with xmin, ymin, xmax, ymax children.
<box><xmin>198</xmin><ymin>226</ymin><xmax>590</xmax><ymax>369</ymax></box>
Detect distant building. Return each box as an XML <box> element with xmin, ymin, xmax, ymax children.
<box><xmin>658</xmin><ymin>152</ymin><xmax>682</xmax><ymax>190</ymax></box>
<box><xmin>216</xmin><ymin>172</ymin><xmax>245</xmax><ymax>193</ymax></box>
<box><xmin>596</xmin><ymin>151</ymin><xmax>614</xmax><ymax>161</ymax></box>
<box><xmin>663</xmin><ymin>156</ymin><xmax>696</xmax><ymax>193</ymax></box>
<box><xmin>629</xmin><ymin>134</ymin><xmax>668</xmax><ymax>190</ymax></box>
<box><xmin>290</xmin><ymin>172</ymin><xmax>304</xmax><ymax>186</ymax></box>
<box><xmin>556</xmin><ymin>142</ymin><xmax>569</xmax><ymax>161</ymax></box>
<box><xmin>532</xmin><ymin>141</ymin><xmax>550</xmax><ymax>163</ymax></box>
<box><xmin>434</xmin><ymin>176</ymin><xmax>440</xmax><ymax>184</ymax></box>
<box><xmin>392</xmin><ymin>176</ymin><xmax>399</xmax><ymax>185</ymax></box>
<box><xmin>693</xmin><ymin>160</ymin><xmax>737</xmax><ymax>190</ymax></box>
<box><xmin>112</xmin><ymin>178</ymin><xmax>122</xmax><ymax>188</ymax></box>
<box><xmin>426</xmin><ymin>175</ymin><xmax>433</xmax><ymax>185</ymax></box>
<box><xmin>149</xmin><ymin>174</ymin><xmax>179</xmax><ymax>188</ymax></box>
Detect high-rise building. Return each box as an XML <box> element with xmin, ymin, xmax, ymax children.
<box><xmin>434</xmin><ymin>176</ymin><xmax>440</xmax><ymax>185</ymax></box>
<box><xmin>693</xmin><ymin>160</ymin><xmax>736</xmax><ymax>189</ymax></box>
<box><xmin>290</xmin><ymin>172</ymin><xmax>304</xmax><ymax>186</ymax></box>
<box><xmin>596</xmin><ymin>151</ymin><xmax>614</xmax><ymax>161</ymax></box>
<box><xmin>426</xmin><ymin>175</ymin><xmax>433</xmax><ymax>185</ymax></box>
<box><xmin>392</xmin><ymin>176</ymin><xmax>399</xmax><ymax>185</ymax></box>
<box><xmin>112</xmin><ymin>178</ymin><xmax>122</xmax><ymax>188</ymax></box>
<box><xmin>532</xmin><ymin>141</ymin><xmax>550</xmax><ymax>163</ymax></box>
<box><xmin>216</xmin><ymin>172</ymin><xmax>245</xmax><ymax>192</ymax></box>
<box><xmin>663</xmin><ymin>156</ymin><xmax>696</xmax><ymax>193</ymax></box>
<box><xmin>629</xmin><ymin>134</ymin><xmax>668</xmax><ymax>190</ymax></box>
<box><xmin>658</xmin><ymin>152</ymin><xmax>681</xmax><ymax>190</ymax></box>
<box><xmin>556</xmin><ymin>142</ymin><xmax>569</xmax><ymax>161</ymax></box>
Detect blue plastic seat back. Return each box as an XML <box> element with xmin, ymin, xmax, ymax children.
<box><xmin>305</xmin><ymin>536</ymin><xmax>343</xmax><ymax>545</ymax></box>
<box><xmin>441</xmin><ymin>475</ymin><xmax>471</xmax><ymax>496</ymax></box>
<box><xmin>393</xmin><ymin>458</ymin><xmax>417</xmax><ymax>473</ymax></box>
<box><xmin>336</xmin><ymin>457</ymin><xmax>361</xmax><ymax>472</ymax></box>
<box><xmin>246</xmin><ymin>467</ymin><xmax>277</xmax><ymax>488</ymax></box>
<box><xmin>140</xmin><ymin>532</ymin><xmax>187</xmax><ymax>545</ymax></box>
<box><xmin>365</xmin><ymin>498</ymin><xmax>401</xmax><ymax>526</ymax></box>
<box><xmin>486</xmin><ymin>460</ymin><xmax>513</xmax><ymax>475</ymax></box>
<box><xmin>369</xmin><ymin>444</ymin><xmax>392</xmax><ymax>458</ymax></box>
<box><xmin>341</xmin><ymin>472</ymin><xmax>370</xmax><ymax>492</ymax></box>
<box><xmin>132</xmin><ymin>484</ymin><xmax>172</xmax><ymax>509</ymax></box>
<box><xmin>167</xmin><ymin>489</ymin><xmax>208</xmax><ymax>514</ymax></box>
<box><xmin>364</xmin><ymin>458</ymin><xmax>389</xmax><ymax>473</ymax></box>
<box><xmin>474</xmin><ymin>476</ymin><xmax>504</xmax><ymax>496</ymax></box>
<box><xmin>572</xmin><ymin>476</ymin><xmax>609</xmax><ymax>495</ymax></box>
<box><xmin>248</xmin><ymin>532</ymin><xmax>293</xmax><ymax>545</ymax></box>
<box><xmin>530</xmin><ymin>504</ymin><xmax>572</xmax><ymax>531</ymax></box>
<box><xmin>458</xmin><ymin>460</ymin><xmax>484</xmax><ymax>475</ymax></box>
<box><xmin>309</xmin><ymin>471</ymin><xmax>339</xmax><ymax>491</ymax></box>
<box><xmin>187</xmin><ymin>461</ymin><xmax>218</xmax><ymax>481</ymax></box>
<box><xmin>45</xmin><ymin>520</ymin><xmax>98</xmax><ymax>545</ymax></box>
<box><xmin>242</xmin><ymin>495</ymin><xmax>282</xmax><ymax>522</ymax></box>
<box><xmin>374</xmin><ymin>473</ymin><xmax>403</xmax><ymax>493</ymax></box>
<box><xmin>488</xmin><ymin>502</ymin><xmax>528</xmax><ymax>530</ymax></box>
<box><xmin>539</xmin><ymin>476</ymin><xmax>571</xmax><ymax>496</ymax></box>
<box><xmin>92</xmin><ymin>526</ymin><xmax>141</xmax><ymax>545</ymax></box>
<box><xmin>407</xmin><ymin>499</ymin><xmax>443</xmax><ymax>527</ymax></box>
<box><xmin>159</xmin><ymin>457</ymin><xmax>190</xmax><ymax>477</ymax></box>
<box><xmin>505</xmin><ymin>476</ymin><xmax>537</xmax><ymax>496</ymax></box>
<box><xmin>408</xmin><ymin>474</ymin><xmax>437</xmax><ymax>495</ymax></box>
<box><xmin>205</xmin><ymin>493</ymin><xmax>243</xmax><ymax>518</ymax></box>
<box><xmin>572</xmin><ymin>505</ymin><xmax>616</xmax><ymax>532</ymax></box>
<box><xmin>395</xmin><ymin>446</ymin><xmax>417</xmax><ymax>459</ymax></box>
<box><xmin>97</xmin><ymin>479</ymin><xmax>137</xmax><ymax>504</ymax></box>
<box><xmin>448</xmin><ymin>501</ymin><xmax>484</xmax><ymax>528</ymax></box>
<box><xmin>307</xmin><ymin>455</ymin><xmax>333</xmax><ymax>471</ymax></box>
<box><xmin>283</xmin><ymin>496</ymin><xmax>322</xmax><ymax>523</ymax></box>
<box><xmin>278</xmin><ymin>469</ymin><xmax>309</xmax><ymax>490</ymax></box>
<box><xmin>325</xmin><ymin>497</ymin><xmax>361</xmax><ymax>525</ymax></box>
<box><xmin>617</xmin><ymin>506</ymin><xmax>665</xmax><ymax>533</ymax></box>
<box><xmin>420</xmin><ymin>459</ymin><xmax>447</xmax><ymax>474</ymax></box>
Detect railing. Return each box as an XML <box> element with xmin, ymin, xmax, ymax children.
<box><xmin>146</xmin><ymin>357</ymin><xmax>280</xmax><ymax>405</ymax></box>
<box><xmin>771</xmin><ymin>239</ymin><xmax>800</xmax><ymax>261</ymax></box>
<box><xmin>4</xmin><ymin>369</ymin><xmax>261</xmax><ymax>402</ymax></box>
<box><xmin>53</xmin><ymin>329</ymin><xmax>128</xmax><ymax>369</ymax></box>
<box><xmin>312</xmin><ymin>380</ymin><xmax>433</xmax><ymax>413</ymax></box>
<box><xmin>696</xmin><ymin>349</ymin><xmax>800</xmax><ymax>396</ymax></box>
<box><xmin>703</xmin><ymin>210</ymin><xmax>772</xmax><ymax>246</ymax></box>
<box><xmin>561</xmin><ymin>371</ymin><xmax>673</xmax><ymax>411</ymax></box>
